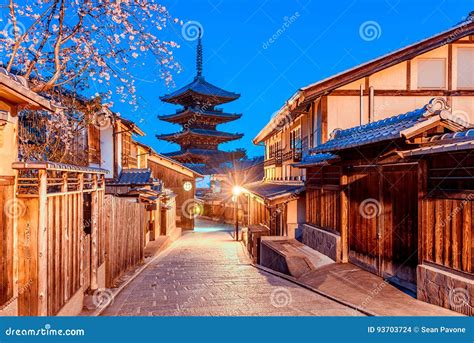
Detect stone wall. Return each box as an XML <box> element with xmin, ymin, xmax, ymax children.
<box><xmin>301</xmin><ymin>224</ymin><xmax>341</xmax><ymax>262</ymax></box>
<box><xmin>417</xmin><ymin>264</ymin><xmax>473</xmax><ymax>316</ymax></box>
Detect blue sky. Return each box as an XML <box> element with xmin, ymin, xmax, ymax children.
<box><xmin>117</xmin><ymin>0</ymin><xmax>472</xmax><ymax>158</ymax></box>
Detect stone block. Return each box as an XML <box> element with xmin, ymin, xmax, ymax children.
<box><xmin>417</xmin><ymin>264</ymin><xmax>473</xmax><ymax>316</ymax></box>
<box><xmin>301</xmin><ymin>224</ymin><xmax>341</xmax><ymax>262</ymax></box>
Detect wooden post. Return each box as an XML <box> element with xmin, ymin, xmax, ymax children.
<box><xmin>78</xmin><ymin>173</ymin><xmax>84</xmax><ymax>287</ymax></box>
<box><xmin>37</xmin><ymin>169</ymin><xmax>48</xmax><ymax>316</ymax></box>
<box><xmin>61</xmin><ymin>172</ymin><xmax>68</xmax><ymax>302</ymax></box>
<box><xmin>340</xmin><ymin>173</ymin><xmax>349</xmax><ymax>263</ymax></box>
<box><xmin>90</xmin><ymin>174</ymin><xmax>98</xmax><ymax>290</ymax></box>
<box><xmin>417</xmin><ymin>160</ymin><xmax>427</xmax><ymax>265</ymax></box>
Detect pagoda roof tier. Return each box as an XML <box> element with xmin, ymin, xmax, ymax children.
<box><xmin>156</xmin><ymin>128</ymin><xmax>243</xmax><ymax>144</ymax></box>
<box><xmin>158</xmin><ymin>107</ymin><xmax>242</xmax><ymax>125</ymax></box>
<box><xmin>164</xmin><ymin>148</ymin><xmax>246</xmax><ymax>164</ymax></box>
<box><xmin>160</xmin><ymin>76</ymin><xmax>240</xmax><ymax>106</ymax></box>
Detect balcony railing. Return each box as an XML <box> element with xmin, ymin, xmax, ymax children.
<box><xmin>264</xmin><ymin>157</ymin><xmax>275</xmax><ymax>167</ymax></box>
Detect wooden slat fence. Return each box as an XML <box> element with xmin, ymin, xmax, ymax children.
<box><xmin>421</xmin><ymin>197</ymin><xmax>473</xmax><ymax>273</ymax></box>
<box><xmin>13</xmin><ymin>164</ymin><xmax>106</xmax><ymax>316</ymax></box>
<box><xmin>306</xmin><ymin>187</ymin><xmax>340</xmax><ymax>233</ymax></box>
<box><xmin>104</xmin><ymin>195</ymin><xmax>146</xmax><ymax>287</ymax></box>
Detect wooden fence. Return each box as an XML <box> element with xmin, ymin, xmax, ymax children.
<box><xmin>306</xmin><ymin>187</ymin><xmax>340</xmax><ymax>233</ymax></box>
<box><xmin>421</xmin><ymin>196</ymin><xmax>472</xmax><ymax>273</ymax></box>
<box><xmin>13</xmin><ymin>162</ymin><xmax>106</xmax><ymax>316</ymax></box>
<box><xmin>104</xmin><ymin>195</ymin><xmax>146</xmax><ymax>287</ymax></box>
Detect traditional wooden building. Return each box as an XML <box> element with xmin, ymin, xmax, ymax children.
<box><xmin>156</xmin><ymin>31</ymin><xmax>245</xmax><ymax>173</ymax></box>
<box><xmin>251</xmin><ymin>14</ymin><xmax>474</xmax><ymax>241</ymax></box>
<box><xmin>0</xmin><ymin>68</ymin><xmax>54</xmax><ymax>316</ymax></box>
<box><xmin>147</xmin><ymin>151</ymin><xmax>203</xmax><ymax>231</ymax></box>
<box><xmin>297</xmin><ymin>97</ymin><xmax>473</xmax><ymax>314</ymax></box>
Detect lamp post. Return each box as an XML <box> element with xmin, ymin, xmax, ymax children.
<box><xmin>232</xmin><ymin>185</ymin><xmax>242</xmax><ymax>241</ymax></box>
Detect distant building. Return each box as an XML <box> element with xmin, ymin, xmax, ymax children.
<box><xmin>156</xmin><ymin>30</ymin><xmax>245</xmax><ymax>174</ymax></box>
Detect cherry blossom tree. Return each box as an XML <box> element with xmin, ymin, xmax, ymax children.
<box><xmin>0</xmin><ymin>0</ymin><xmax>181</xmax><ymax>107</ymax></box>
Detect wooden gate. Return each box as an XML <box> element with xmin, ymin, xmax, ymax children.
<box><xmin>348</xmin><ymin>165</ymin><xmax>418</xmax><ymax>288</ymax></box>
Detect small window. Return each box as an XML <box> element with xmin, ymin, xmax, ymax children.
<box><xmin>417</xmin><ymin>58</ymin><xmax>446</xmax><ymax>89</ymax></box>
<box><xmin>457</xmin><ymin>47</ymin><xmax>474</xmax><ymax>89</ymax></box>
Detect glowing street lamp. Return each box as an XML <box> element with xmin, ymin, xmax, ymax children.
<box><xmin>232</xmin><ymin>185</ymin><xmax>242</xmax><ymax>241</ymax></box>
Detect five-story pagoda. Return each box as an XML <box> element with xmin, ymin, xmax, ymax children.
<box><xmin>157</xmin><ymin>30</ymin><xmax>244</xmax><ymax>172</ymax></box>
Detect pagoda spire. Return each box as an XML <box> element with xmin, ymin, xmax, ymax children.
<box><xmin>196</xmin><ymin>28</ymin><xmax>203</xmax><ymax>77</ymax></box>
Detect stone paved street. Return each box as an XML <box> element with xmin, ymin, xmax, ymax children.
<box><xmin>102</xmin><ymin>220</ymin><xmax>363</xmax><ymax>316</ymax></box>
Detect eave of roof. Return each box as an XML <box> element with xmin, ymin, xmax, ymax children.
<box><xmin>160</xmin><ymin>76</ymin><xmax>240</xmax><ymax>104</ymax></box>
<box><xmin>148</xmin><ymin>152</ymin><xmax>204</xmax><ymax>178</ymax></box>
<box><xmin>156</xmin><ymin>129</ymin><xmax>243</xmax><ymax>141</ymax></box>
<box><xmin>293</xmin><ymin>153</ymin><xmax>340</xmax><ymax>168</ymax></box>
<box><xmin>119</xmin><ymin>117</ymin><xmax>145</xmax><ymax>136</ymax></box>
<box><xmin>401</xmin><ymin>129</ymin><xmax>474</xmax><ymax>157</ymax></box>
<box><xmin>243</xmin><ymin>181</ymin><xmax>304</xmax><ymax>202</ymax></box>
<box><xmin>0</xmin><ymin>69</ymin><xmax>54</xmax><ymax>111</ymax></box>
<box><xmin>158</xmin><ymin>108</ymin><xmax>242</xmax><ymax>123</ymax></box>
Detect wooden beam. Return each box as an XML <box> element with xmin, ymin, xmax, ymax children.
<box><xmin>406</xmin><ymin>60</ymin><xmax>411</xmax><ymax>90</ymax></box>
<box><xmin>320</xmin><ymin>96</ymin><xmax>328</xmax><ymax>143</ymax></box>
<box><xmin>90</xmin><ymin>174</ymin><xmax>99</xmax><ymax>290</ymax></box>
<box><xmin>417</xmin><ymin>160</ymin><xmax>427</xmax><ymax>264</ymax></box>
<box><xmin>37</xmin><ymin>170</ymin><xmax>48</xmax><ymax>316</ymax></box>
<box><xmin>340</xmin><ymin>173</ymin><xmax>349</xmax><ymax>263</ymax></box>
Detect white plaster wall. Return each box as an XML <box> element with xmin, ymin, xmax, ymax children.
<box><xmin>0</xmin><ymin>107</ymin><xmax>18</xmax><ymax>176</ymax></box>
<box><xmin>100</xmin><ymin>123</ymin><xmax>114</xmax><ymax>178</ymax></box>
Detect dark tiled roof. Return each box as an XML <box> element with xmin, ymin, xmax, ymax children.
<box><xmin>402</xmin><ymin>129</ymin><xmax>474</xmax><ymax>156</ymax></box>
<box><xmin>165</xmin><ymin>148</ymin><xmax>241</xmax><ymax>157</ymax></box>
<box><xmin>182</xmin><ymin>163</ymin><xmax>218</xmax><ymax>175</ymax></box>
<box><xmin>310</xmin><ymin>107</ymin><xmax>427</xmax><ymax>154</ymax></box>
<box><xmin>295</xmin><ymin>153</ymin><xmax>339</xmax><ymax>167</ymax></box>
<box><xmin>243</xmin><ymin>181</ymin><xmax>304</xmax><ymax>201</ymax></box>
<box><xmin>160</xmin><ymin>76</ymin><xmax>239</xmax><ymax>103</ymax></box>
<box><xmin>156</xmin><ymin>128</ymin><xmax>243</xmax><ymax>140</ymax></box>
<box><xmin>158</xmin><ymin>107</ymin><xmax>242</xmax><ymax>121</ymax></box>
<box><xmin>117</xmin><ymin>168</ymin><xmax>152</xmax><ymax>185</ymax></box>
